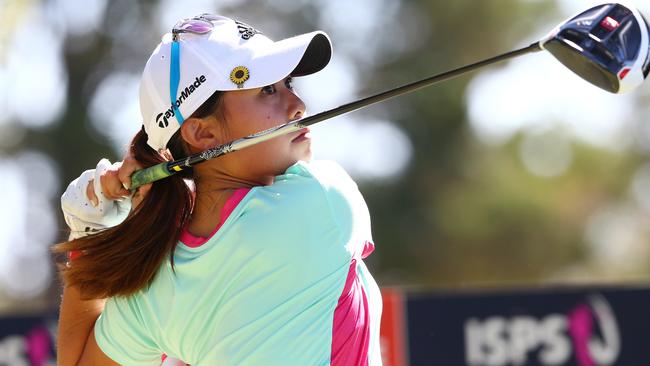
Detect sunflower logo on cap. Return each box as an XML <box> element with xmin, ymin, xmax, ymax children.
<box><xmin>230</xmin><ymin>66</ymin><xmax>250</xmax><ymax>88</ymax></box>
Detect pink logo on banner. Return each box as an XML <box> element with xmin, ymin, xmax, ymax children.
<box><xmin>26</xmin><ymin>326</ymin><xmax>51</xmax><ymax>366</ymax></box>
<box><xmin>567</xmin><ymin>295</ymin><xmax>620</xmax><ymax>366</ymax></box>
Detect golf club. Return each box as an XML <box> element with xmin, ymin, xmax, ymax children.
<box><xmin>130</xmin><ymin>2</ymin><xmax>650</xmax><ymax>189</ymax></box>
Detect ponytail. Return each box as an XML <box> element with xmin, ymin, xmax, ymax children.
<box><xmin>54</xmin><ymin>90</ymin><xmax>224</xmax><ymax>299</ymax></box>
<box><xmin>53</xmin><ymin>129</ymin><xmax>194</xmax><ymax>299</ymax></box>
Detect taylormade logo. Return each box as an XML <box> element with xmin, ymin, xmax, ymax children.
<box><xmin>156</xmin><ymin>75</ymin><xmax>207</xmax><ymax>128</ymax></box>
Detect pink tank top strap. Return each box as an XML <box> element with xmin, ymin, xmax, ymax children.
<box><xmin>179</xmin><ymin>188</ymin><xmax>251</xmax><ymax>248</ymax></box>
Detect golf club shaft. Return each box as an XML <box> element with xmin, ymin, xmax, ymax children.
<box><xmin>130</xmin><ymin>42</ymin><xmax>543</xmax><ymax>189</ymax></box>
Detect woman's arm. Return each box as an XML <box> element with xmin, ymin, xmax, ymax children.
<box><xmin>77</xmin><ymin>323</ymin><xmax>121</xmax><ymax>366</ymax></box>
<box><xmin>56</xmin><ymin>285</ymin><xmax>111</xmax><ymax>365</ymax></box>
<box><xmin>58</xmin><ymin>284</ymin><xmax>121</xmax><ymax>365</ymax></box>
<box><xmin>56</xmin><ymin>157</ymin><xmax>154</xmax><ymax>365</ymax></box>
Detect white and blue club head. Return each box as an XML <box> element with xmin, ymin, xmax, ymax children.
<box><xmin>540</xmin><ymin>2</ymin><xmax>650</xmax><ymax>93</ymax></box>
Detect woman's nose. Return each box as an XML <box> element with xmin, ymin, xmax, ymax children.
<box><xmin>287</xmin><ymin>90</ymin><xmax>306</xmax><ymax>121</ymax></box>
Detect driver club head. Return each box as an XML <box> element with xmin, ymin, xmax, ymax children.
<box><xmin>540</xmin><ymin>2</ymin><xmax>650</xmax><ymax>94</ymax></box>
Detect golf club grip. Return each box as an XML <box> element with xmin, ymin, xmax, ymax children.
<box><xmin>129</xmin><ymin>42</ymin><xmax>543</xmax><ymax>189</ymax></box>
<box><xmin>130</xmin><ymin>162</ymin><xmax>173</xmax><ymax>189</ymax></box>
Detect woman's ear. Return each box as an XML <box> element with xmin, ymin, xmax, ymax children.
<box><xmin>180</xmin><ymin>118</ymin><xmax>222</xmax><ymax>150</ymax></box>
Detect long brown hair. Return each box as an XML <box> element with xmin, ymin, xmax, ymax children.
<box><xmin>53</xmin><ymin>91</ymin><xmax>224</xmax><ymax>299</ymax></box>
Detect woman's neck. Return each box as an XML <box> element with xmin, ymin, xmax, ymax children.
<box><xmin>188</xmin><ymin>163</ymin><xmax>271</xmax><ymax>237</ymax></box>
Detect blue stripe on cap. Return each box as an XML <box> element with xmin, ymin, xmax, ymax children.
<box><xmin>170</xmin><ymin>41</ymin><xmax>185</xmax><ymax>125</ymax></box>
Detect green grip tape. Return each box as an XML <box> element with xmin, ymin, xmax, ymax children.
<box><xmin>130</xmin><ymin>162</ymin><xmax>173</xmax><ymax>190</ymax></box>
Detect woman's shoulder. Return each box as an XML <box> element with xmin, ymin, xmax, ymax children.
<box><xmin>229</xmin><ymin>160</ymin><xmax>370</xmax><ymax>257</ymax></box>
<box><xmin>246</xmin><ymin>160</ymin><xmax>366</xmax><ymax>227</ymax></box>
<box><xmin>274</xmin><ymin>160</ymin><xmax>357</xmax><ymax>192</ymax></box>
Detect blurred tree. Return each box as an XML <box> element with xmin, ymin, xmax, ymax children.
<box><xmin>4</xmin><ymin>0</ymin><xmax>649</xmax><ymax>312</ymax></box>
<box><xmin>358</xmin><ymin>0</ymin><xmax>650</xmax><ymax>287</ymax></box>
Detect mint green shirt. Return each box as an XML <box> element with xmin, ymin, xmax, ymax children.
<box><xmin>94</xmin><ymin>161</ymin><xmax>382</xmax><ymax>365</ymax></box>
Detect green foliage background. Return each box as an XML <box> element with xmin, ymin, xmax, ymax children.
<box><xmin>2</xmin><ymin>0</ymin><xmax>649</xmax><ymax>311</ymax></box>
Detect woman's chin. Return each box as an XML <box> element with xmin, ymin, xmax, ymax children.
<box><xmin>300</xmin><ymin>150</ymin><xmax>313</xmax><ymax>162</ymax></box>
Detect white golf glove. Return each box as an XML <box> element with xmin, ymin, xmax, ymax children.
<box><xmin>61</xmin><ymin>159</ymin><xmax>132</xmax><ymax>240</ymax></box>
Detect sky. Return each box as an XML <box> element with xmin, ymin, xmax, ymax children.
<box><xmin>0</xmin><ymin>0</ymin><xmax>649</xmax><ymax>301</ymax></box>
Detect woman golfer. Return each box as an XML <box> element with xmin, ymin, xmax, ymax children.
<box><xmin>55</xmin><ymin>14</ymin><xmax>382</xmax><ymax>365</ymax></box>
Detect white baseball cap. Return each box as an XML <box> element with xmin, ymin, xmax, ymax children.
<box><xmin>139</xmin><ymin>14</ymin><xmax>332</xmax><ymax>151</ymax></box>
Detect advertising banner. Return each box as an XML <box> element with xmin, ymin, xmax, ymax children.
<box><xmin>0</xmin><ymin>312</ymin><xmax>57</xmax><ymax>365</ymax></box>
<box><xmin>381</xmin><ymin>286</ymin><xmax>650</xmax><ymax>366</ymax></box>
<box><xmin>4</xmin><ymin>286</ymin><xmax>650</xmax><ymax>365</ymax></box>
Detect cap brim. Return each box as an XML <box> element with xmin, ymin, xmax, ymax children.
<box><xmin>290</xmin><ymin>33</ymin><xmax>332</xmax><ymax>76</ymax></box>
<box><xmin>248</xmin><ymin>31</ymin><xmax>332</xmax><ymax>87</ymax></box>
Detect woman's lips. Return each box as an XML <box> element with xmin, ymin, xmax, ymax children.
<box><xmin>291</xmin><ymin>128</ymin><xmax>311</xmax><ymax>142</ymax></box>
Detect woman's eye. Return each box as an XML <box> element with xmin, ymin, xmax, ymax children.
<box><xmin>261</xmin><ymin>84</ymin><xmax>276</xmax><ymax>94</ymax></box>
<box><xmin>285</xmin><ymin>77</ymin><xmax>294</xmax><ymax>90</ymax></box>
